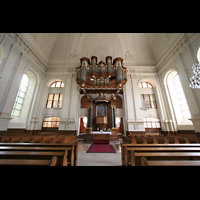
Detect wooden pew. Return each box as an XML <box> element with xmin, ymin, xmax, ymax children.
<box><xmin>130</xmin><ymin>150</ymin><xmax>200</xmax><ymax>166</ymax></box>
<box><xmin>0</xmin><ymin>156</ymin><xmax>57</xmax><ymax>166</ymax></box>
<box><xmin>0</xmin><ymin>140</ymin><xmax>78</xmax><ymax>166</ymax></box>
<box><xmin>121</xmin><ymin>142</ymin><xmax>200</xmax><ymax>166</ymax></box>
<box><xmin>185</xmin><ymin>138</ymin><xmax>200</xmax><ymax>143</ymax></box>
<box><xmin>124</xmin><ymin>146</ymin><xmax>200</xmax><ymax>166</ymax></box>
<box><xmin>0</xmin><ymin>134</ymin><xmax>77</xmax><ymax>144</ymax></box>
<box><xmin>0</xmin><ymin>150</ymin><xmax>68</xmax><ymax>166</ymax></box>
<box><xmin>0</xmin><ymin>146</ymin><xmax>75</xmax><ymax>166</ymax></box>
<box><xmin>127</xmin><ymin>135</ymin><xmax>200</xmax><ymax>144</ymax></box>
<box><xmin>141</xmin><ymin>156</ymin><xmax>200</xmax><ymax>166</ymax></box>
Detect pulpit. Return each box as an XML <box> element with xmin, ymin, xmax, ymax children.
<box><xmin>96</xmin><ymin>116</ymin><xmax>107</xmax><ymax>131</ymax></box>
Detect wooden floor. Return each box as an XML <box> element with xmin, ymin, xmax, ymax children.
<box><xmin>77</xmin><ymin>140</ymin><xmax>122</xmax><ymax>166</ymax></box>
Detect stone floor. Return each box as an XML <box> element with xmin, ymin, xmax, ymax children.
<box><xmin>77</xmin><ymin>140</ymin><xmax>122</xmax><ymax>166</ymax></box>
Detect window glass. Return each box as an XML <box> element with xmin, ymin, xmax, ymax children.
<box><xmin>174</xmin><ymin>75</ymin><xmax>191</xmax><ymax>119</ymax></box>
<box><xmin>144</xmin><ymin>94</ymin><xmax>149</xmax><ymax>101</ymax></box>
<box><xmin>148</xmin><ymin>83</ymin><xmax>152</xmax><ymax>88</ymax></box>
<box><xmin>151</xmin><ymin>101</ymin><xmax>157</xmax><ymax>109</ymax></box>
<box><xmin>143</xmin><ymin>82</ymin><xmax>147</xmax><ymax>88</ymax></box>
<box><xmin>46</xmin><ymin>93</ymin><xmax>63</xmax><ymax>108</ymax></box>
<box><xmin>42</xmin><ymin>117</ymin><xmax>60</xmax><ymax>128</ymax></box>
<box><xmin>51</xmin><ymin>83</ymin><xmax>55</xmax><ymax>87</ymax></box>
<box><xmin>50</xmin><ymin>81</ymin><xmax>64</xmax><ymax>88</ymax></box>
<box><xmin>11</xmin><ymin>74</ymin><xmax>29</xmax><ymax>117</ymax></box>
<box><xmin>149</xmin><ymin>95</ymin><xmax>154</xmax><ymax>101</ymax></box>
<box><xmin>144</xmin><ymin>117</ymin><xmax>161</xmax><ymax>129</ymax></box>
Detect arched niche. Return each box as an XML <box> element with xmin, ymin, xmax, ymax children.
<box><xmin>81</xmin><ymin>95</ymin><xmax>88</xmax><ymax>108</ymax></box>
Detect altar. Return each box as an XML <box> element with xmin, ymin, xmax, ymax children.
<box><xmin>92</xmin><ymin>131</ymin><xmax>111</xmax><ymax>140</ymax></box>
<box><xmin>92</xmin><ymin>131</ymin><xmax>111</xmax><ymax>134</ymax></box>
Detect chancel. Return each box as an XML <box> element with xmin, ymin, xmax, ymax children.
<box><xmin>1</xmin><ymin>33</ymin><xmax>200</xmax><ymax>166</ymax></box>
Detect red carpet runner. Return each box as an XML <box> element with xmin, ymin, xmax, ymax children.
<box><xmin>93</xmin><ymin>140</ymin><xmax>109</xmax><ymax>144</ymax></box>
<box><xmin>86</xmin><ymin>140</ymin><xmax>116</xmax><ymax>153</ymax></box>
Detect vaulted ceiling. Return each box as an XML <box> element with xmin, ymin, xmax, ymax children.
<box><xmin>19</xmin><ymin>33</ymin><xmax>182</xmax><ymax>68</ymax></box>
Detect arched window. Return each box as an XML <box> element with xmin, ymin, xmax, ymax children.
<box><xmin>165</xmin><ymin>70</ymin><xmax>192</xmax><ymax>126</ymax></box>
<box><xmin>0</xmin><ymin>45</ymin><xmax>4</xmax><ymax>66</ymax></box>
<box><xmin>11</xmin><ymin>74</ymin><xmax>29</xmax><ymax>117</ymax></box>
<box><xmin>139</xmin><ymin>81</ymin><xmax>153</xmax><ymax>88</ymax></box>
<box><xmin>197</xmin><ymin>46</ymin><xmax>200</xmax><ymax>63</ymax></box>
<box><xmin>42</xmin><ymin>116</ymin><xmax>60</xmax><ymax>128</ymax></box>
<box><xmin>50</xmin><ymin>81</ymin><xmax>64</xmax><ymax>88</ymax></box>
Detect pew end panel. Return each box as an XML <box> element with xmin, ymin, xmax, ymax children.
<box><xmin>49</xmin><ymin>156</ymin><xmax>57</xmax><ymax>166</ymax></box>
<box><xmin>141</xmin><ymin>157</ymin><xmax>149</xmax><ymax>166</ymax></box>
<box><xmin>130</xmin><ymin>150</ymin><xmax>136</xmax><ymax>166</ymax></box>
<box><xmin>62</xmin><ymin>150</ymin><xmax>68</xmax><ymax>166</ymax></box>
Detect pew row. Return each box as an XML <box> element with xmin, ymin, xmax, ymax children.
<box><xmin>124</xmin><ymin>136</ymin><xmax>200</xmax><ymax>144</ymax></box>
<box><xmin>121</xmin><ymin>142</ymin><xmax>200</xmax><ymax>166</ymax></box>
<box><xmin>141</xmin><ymin>156</ymin><xmax>200</xmax><ymax>166</ymax></box>
<box><xmin>0</xmin><ymin>140</ymin><xmax>78</xmax><ymax>166</ymax></box>
<box><xmin>0</xmin><ymin>156</ymin><xmax>57</xmax><ymax>166</ymax></box>
<box><xmin>0</xmin><ymin>146</ymin><xmax>75</xmax><ymax>166</ymax></box>
<box><xmin>0</xmin><ymin>134</ymin><xmax>76</xmax><ymax>144</ymax></box>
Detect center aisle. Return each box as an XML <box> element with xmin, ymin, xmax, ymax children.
<box><xmin>77</xmin><ymin>140</ymin><xmax>122</xmax><ymax>166</ymax></box>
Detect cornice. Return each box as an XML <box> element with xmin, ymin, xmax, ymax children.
<box><xmin>156</xmin><ymin>33</ymin><xmax>199</xmax><ymax>73</ymax></box>
<box><xmin>16</xmin><ymin>34</ymin><xmax>47</xmax><ymax>68</ymax></box>
<box><xmin>3</xmin><ymin>33</ymin><xmax>47</xmax><ymax>73</ymax></box>
<box><xmin>126</xmin><ymin>65</ymin><xmax>157</xmax><ymax>74</ymax></box>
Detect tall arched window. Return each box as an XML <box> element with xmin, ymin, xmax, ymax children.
<box><xmin>197</xmin><ymin>46</ymin><xmax>200</xmax><ymax>63</ymax></box>
<box><xmin>11</xmin><ymin>74</ymin><xmax>29</xmax><ymax>117</ymax></box>
<box><xmin>165</xmin><ymin>70</ymin><xmax>192</xmax><ymax>126</ymax></box>
<box><xmin>174</xmin><ymin>74</ymin><xmax>191</xmax><ymax>119</ymax></box>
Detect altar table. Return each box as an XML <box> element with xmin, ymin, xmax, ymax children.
<box><xmin>92</xmin><ymin>131</ymin><xmax>111</xmax><ymax>140</ymax></box>
<box><xmin>92</xmin><ymin>131</ymin><xmax>112</xmax><ymax>134</ymax></box>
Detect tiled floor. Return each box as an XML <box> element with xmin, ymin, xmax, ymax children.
<box><xmin>77</xmin><ymin>140</ymin><xmax>122</xmax><ymax>166</ymax></box>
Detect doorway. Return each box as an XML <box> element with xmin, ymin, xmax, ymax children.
<box><xmin>79</xmin><ymin>117</ymin><xmax>87</xmax><ymax>133</ymax></box>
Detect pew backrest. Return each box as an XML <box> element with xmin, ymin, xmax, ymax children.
<box><xmin>141</xmin><ymin>156</ymin><xmax>200</xmax><ymax>166</ymax></box>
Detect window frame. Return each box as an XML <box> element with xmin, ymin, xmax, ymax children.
<box><xmin>46</xmin><ymin>93</ymin><xmax>63</xmax><ymax>109</ymax></box>
<box><xmin>50</xmin><ymin>81</ymin><xmax>64</xmax><ymax>88</ymax></box>
<box><xmin>42</xmin><ymin>116</ymin><xmax>60</xmax><ymax>128</ymax></box>
<box><xmin>140</xmin><ymin>94</ymin><xmax>157</xmax><ymax>109</ymax></box>
<box><xmin>144</xmin><ymin>117</ymin><xmax>161</xmax><ymax>128</ymax></box>
<box><xmin>139</xmin><ymin>81</ymin><xmax>153</xmax><ymax>88</ymax></box>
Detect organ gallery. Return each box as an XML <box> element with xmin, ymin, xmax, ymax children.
<box><xmin>76</xmin><ymin>56</ymin><xmax>127</xmax><ymax>135</ymax></box>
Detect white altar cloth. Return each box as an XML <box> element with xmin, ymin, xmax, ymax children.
<box><xmin>92</xmin><ymin>131</ymin><xmax>112</xmax><ymax>134</ymax></box>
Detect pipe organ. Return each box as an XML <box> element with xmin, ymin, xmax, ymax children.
<box><xmin>76</xmin><ymin>56</ymin><xmax>127</xmax><ymax>134</ymax></box>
